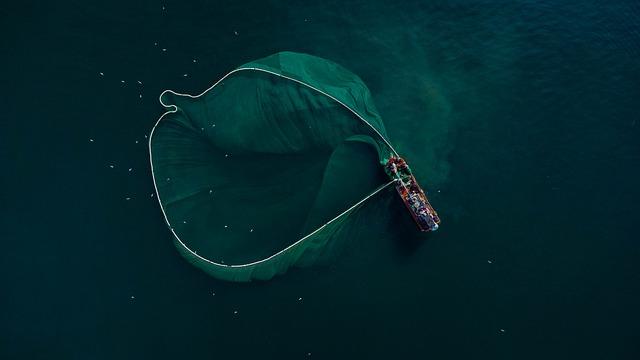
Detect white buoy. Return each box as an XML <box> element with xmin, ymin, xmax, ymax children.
<box><xmin>99</xmin><ymin>72</ymin><xmax>104</xmax><ymax>76</ymax></box>
<box><xmin>183</xmin><ymin>73</ymin><xmax>188</xmax><ymax>77</ymax></box>
<box><xmin>137</xmin><ymin>80</ymin><xmax>142</xmax><ymax>85</ymax></box>
<box><xmin>109</xmin><ymin>165</ymin><xmax>115</xmax><ymax>169</ymax></box>
<box><xmin>128</xmin><ymin>168</ymin><xmax>133</xmax><ymax>172</ymax></box>
<box><xmin>121</xmin><ymin>80</ymin><xmax>125</xmax><ymax>84</ymax></box>
<box><xmin>487</xmin><ymin>260</ymin><xmax>493</xmax><ymax>264</ymax></box>
<box><xmin>250</xmin><ymin>229</ymin><xmax>254</xmax><ymax>233</ymax></box>
<box><xmin>130</xmin><ymin>295</ymin><xmax>135</xmax><ymax>300</ymax></box>
<box><xmin>89</xmin><ymin>138</ymin><xmax>94</xmax><ymax>142</ymax></box>
<box><xmin>209</xmin><ymin>189</ymin><xmax>213</xmax><ymax>194</ymax></box>
<box><xmin>233</xmin><ymin>310</ymin><xmax>238</xmax><ymax>315</ymax></box>
<box><xmin>135</xmin><ymin>140</ymin><xmax>139</xmax><ymax>144</ymax></box>
<box><xmin>298</xmin><ymin>297</ymin><xmax>303</xmax><ymax>301</ymax></box>
<box><xmin>193</xmin><ymin>59</ymin><xmax>197</xmax><ymax>63</ymax></box>
<box><xmin>499</xmin><ymin>329</ymin><xmax>505</xmax><ymax>333</ymax></box>
<box><xmin>234</xmin><ymin>30</ymin><xmax>239</xmax><ymax>36</ymax></box>
<box><xmin>224</xmin><ymin>225</ymin><xmax>228</xmax><ymax>228</ymax></box>
<box><xmin>139</xmin><ymin>94</ymin><xmax>142</xmax><ymax>99</ymax></box>
<box><xmin>162</xmin><ymin>48</ymin><xmax>167</xmax><ymax>52</ymax></box>
<box><xmin>126</xmin><ymin>197</ymin><xmax>131</xmax><ymax>201</ymax></box>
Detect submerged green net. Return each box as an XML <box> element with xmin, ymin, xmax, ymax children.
<box><xmin>149</xmin><ymin>51</ymin><xmax>397</xmax><ymax>281</ymax></box>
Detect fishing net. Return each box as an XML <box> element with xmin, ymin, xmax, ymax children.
<box><xmin>149</xmin><ymin>51</ymin><xmax>398</xmax><ymax>281</ymax></box>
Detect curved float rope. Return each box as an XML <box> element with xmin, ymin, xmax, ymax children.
<box><xmin>149</xmin><ymin>67</ymin><xmax>398</xmax><ymax>268</ymax></box>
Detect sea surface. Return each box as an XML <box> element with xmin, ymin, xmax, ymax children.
<box><xmin>2</xmin><ymin>0</ymin><xmax>639</xmax><ymax>358</ymax></box>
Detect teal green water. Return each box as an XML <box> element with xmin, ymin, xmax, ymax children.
<box><xmin>1</xmin><ymin>1</ymin><xmax>639</xmax><ymax>358</ymax></box>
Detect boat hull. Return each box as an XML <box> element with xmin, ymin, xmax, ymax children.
<box><xmin>384</xmin><ymin>156</ymin><xmax>440</xmax><ymax>232</ymax></box>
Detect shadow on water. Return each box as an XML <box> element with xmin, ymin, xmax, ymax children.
<box><xmin>387</xmin><ymin>195</ymin><xmax>431</xmax><ymax>256</ymax></box>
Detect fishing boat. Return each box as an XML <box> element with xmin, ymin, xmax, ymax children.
<box><xmin>384</xmin><ymin>156</ymin><xmax>440</xmax><ymax>232</ymax></box>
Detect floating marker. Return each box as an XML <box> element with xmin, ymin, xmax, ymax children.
<box><xmin>234</xmin><ymin>31</ymin><xmax>239</xmax><ymax>36</ymax></box>
<box><xmin>109</xmin><ymin>164</ymin><xmax>115</xmax><ymax>169</ymax></box>
<box><xmin>193</xmin><ymin>59</ymin><xmax>197</xmax><ymax>63</ymax></box>
<box><xmin>128</xmin><ymin>168</ymin><xmax>133</xmax><ymax>172</ymax></box>
<box><xmin>139</xmin><ymin>94</ymin><xmax>142</xmax><ymax>99</ymax></box>
<box><xmin>499</xmin><ymin>329</ymin><xmax>505</xmax><ymax>333</ymax></box>
<box><xmin>250</xmin><ymin>229</ymin><xmax>254</xmax><ymax>233</ymax></box>
<box><xmin>135</xmin><ymin>140</ymin><xmax>139</xmax><ymax>144</ymax></box>
<box><xmin>121</xmin><ymin>80</ymin><xmax>125</xmax><ymax>83</ymax></box>
<box><xmin>130</xmin><ymin>295</ymin><xmax>135</xmax><ymax>300</ymax></box>
<box><xmin>137</xmin><ymin>80</ymin><xmax>142</xmax><ymax>85</ymax></box>
<box><xmin>126</xmin><ymin>197</ymin><xmax>131</xmax><ymax>201</ymax></box>
<box><xmin>162</xmin><ymin>48</ymin><xmax>167</xmax><ymax>52</ymax></box>
<box><xmin>183</xmin><ymin>73</ymin><xmax>188</xmax><ymax>77</ymax></box>
<box><xmin>89</xmin><ymin>138</ymin><xmax>94</xmax><ymax>142</ymax></box>
<box><xmin>224</xmin><ymin>225</ymin><xmax>228</xmax><ymax>228</ymax></box>
<box><xmin>487</xmin><ymin>260</ymin><xmax>493</xmax><ymax>264</ymax></box>
<box><xmin>99</xmin><ymin>72</ymin><xmax>104</xmax><ymax>76</ymax></box>
<box><xmin>298</xmin><ymin>297</ymin><xmax>303</xmax><ymax>301</ymax></box>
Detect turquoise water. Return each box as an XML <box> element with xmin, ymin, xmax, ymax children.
<box><xmin>2</xmin><ymin>1</ymin><xmax>639</xmax><ymax>358</ymax></box>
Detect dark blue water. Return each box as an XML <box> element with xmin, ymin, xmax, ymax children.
<box><xmin>2</xmin><ymin>1</ymin><xmax>639</xmax><ymax>358</ymax></box>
